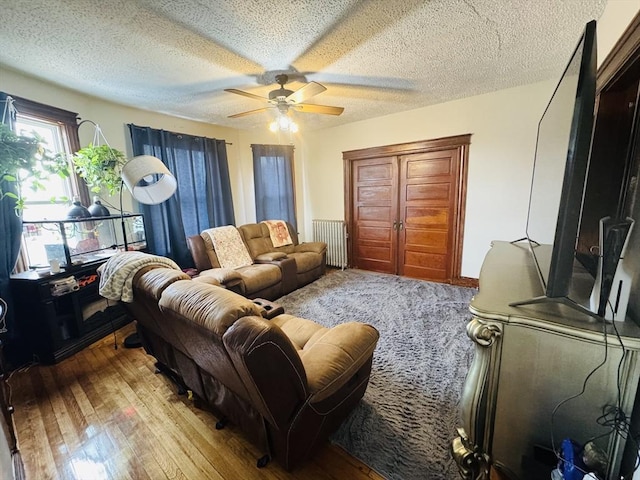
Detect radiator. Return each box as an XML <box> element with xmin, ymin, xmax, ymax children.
<box><xmin>312</xmin><ymin>219</ymin><xmax>348</xmax><ymax>269</ymax></box>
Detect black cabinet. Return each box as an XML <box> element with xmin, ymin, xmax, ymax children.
<box><xmin>9</xmin><ymin>261</ymin><xmax>131</xmax><ymax>365</ymax></box>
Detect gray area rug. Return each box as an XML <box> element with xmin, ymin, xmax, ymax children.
<box><xmin>277</xmin><ymin>269</ymin><xmax>477</xmax><ymax>480</ymax></box>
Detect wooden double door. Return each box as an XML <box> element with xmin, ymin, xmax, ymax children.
<box><xmin>344</xmin><ymin>135</ymin><xmax>470</xmax><ymax>283</ymax></box>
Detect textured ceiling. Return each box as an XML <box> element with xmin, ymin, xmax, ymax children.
<box><xmin>0</xmin><ymin>0</ymin><xmax>607</xmax><ymax>131</ymax></box>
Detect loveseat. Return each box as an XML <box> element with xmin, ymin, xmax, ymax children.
<box><xmin>119</xmin><ymin>264</ymin><xmax>379</xmax><ymax>470</ymax></box>
<box><xmin>187</xmin><ymin>221</ymin><xmax>326</xmax><ymax>300</ymax></box>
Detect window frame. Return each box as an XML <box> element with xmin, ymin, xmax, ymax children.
<box><xmin>10</xmin><ymin>95</ymin><xmax>90</xmax><ymax>207</ymax></box>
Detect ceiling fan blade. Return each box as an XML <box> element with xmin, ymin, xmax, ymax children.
<box><xmin>224</xmin><ymin>88</ymin><xmax>269</xmax><ymax>102</ymax></box>
<box><xmin>228</xmin><ymin>107</ymin><xmax>272</xmax><ymax>118</ymax></box>
<box><xmin>293</xmin><ymin>104</ymin><xmax>344</xmax><ymax>116</ymax></box>
<box><xmin>286</xmin><ymin>81</ymin><xmax>327</xmax><ymax>104</ymax></box>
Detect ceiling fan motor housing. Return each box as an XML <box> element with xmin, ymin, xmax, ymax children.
<box><xmin>269</xmin><ymin>88</ymin><xmax>294</xmax><ymax>101</ymax></box>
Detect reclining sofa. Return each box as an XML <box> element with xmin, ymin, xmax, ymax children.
<box><xmin>119</xmin><ymin>263</ymin><xmax>379</xmax><ymax>471</ymax></box>
<box><xmin>187</xmin><ymin>221</ymin><xmax>326</xmax><ymax>300</ymax></box>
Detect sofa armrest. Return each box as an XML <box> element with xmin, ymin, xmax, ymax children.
<box><xmin>300</xmin><ymin>322</ymin><xmax>379</xmax><ymax>403</ymax></box>
<box><xmin>223</xmin><ymin>316</ymin><xmax>308</xmax><ymax>428</ymax></box>
<box><xmin>255</xmin><ymin>252</ymin><xmax>288</xmax><ymax>262</ymax></box>
<box><xmin>294</xmin><ymin>242</ymin><xmax>327</xmax><ymax>254</ymax></box>
<box><xmin>194</xmin><ymin>268</ymin><xmax>243</xmax><ymax>289</ymax></box>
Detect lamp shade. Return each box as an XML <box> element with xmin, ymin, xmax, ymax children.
<box><xmin>121</xmin><ymin>155</ymin><xmax>177</xmax><ymax>205</ymax></box>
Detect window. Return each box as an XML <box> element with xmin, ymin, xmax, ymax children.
<box><xmin>4</xmin><ymin>94</ymin><xmax>87</xmax><ymax>221</ymax></box>
<box><xmin>14</xmin><ymin>116</ymin><xmax>74</xmax><ymax>221</ymax></box>
<box><xmin>251</xmin><ymin>144</ymin><xmax>296</xmax><ymax>228</ymax></box>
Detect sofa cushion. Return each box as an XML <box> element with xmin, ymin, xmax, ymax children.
<box><xmin>159</xmin><ymin>280</ymin><xmax>262</xmax><ymax>336</ymax></box>
<box><xmin>238</xmin><ymin>223</ymin><xmax>274</xmax><ymax>258</ymax></box>
<box><xmin>202</xmin><ymin>226</ymin><xmax>253</xmax><ymax>269</ymax></box>
<box><xmin>271</xmin><ymin>314</ymin><xmax>327</xmax><ymax>350</ymax></box>
<box><xmin>299</xmin><ymin>322</ymin><xmax>380</xmax><ymax>403</ymax></box>
<box><xmin>195</xmin><ymin>268</ymin><xmax>242</xmax><ymax>284</ymax></box>
<box><xmin>287</xmin><ymin>252</ymin><xmax>322</xmax><ymax>274</ymax></box>
<box><xmin>255</xmin><ymin>252</ymin><xmax>287</xmax><ymax>262</ymax></box>
<box><xmin>235</xmin><ymin>264</ymin><xmax>282</xmax><ymax>292</ymax></box>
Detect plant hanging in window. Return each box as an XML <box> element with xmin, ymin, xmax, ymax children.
<box><xmin>71</xmin><ymin>123</ymin><xmax>126</xmax><ymax>196</ymax></box>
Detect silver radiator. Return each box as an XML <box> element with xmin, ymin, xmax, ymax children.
<box><xmin>312</xmin><ymin>219</ymin><xmax>347</xmax><ymax>269</ymax></box>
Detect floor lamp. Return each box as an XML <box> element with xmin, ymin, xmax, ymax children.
<box><xmin>120</xmin><ymin>155</ymin><xmax>177</xmax><ymax>348</ymax></box>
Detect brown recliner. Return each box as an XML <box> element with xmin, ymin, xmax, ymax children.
<box><xmin>128</xmin><ymin>267</ymin><xmax>379</xmax><ymax>471</ymax></box>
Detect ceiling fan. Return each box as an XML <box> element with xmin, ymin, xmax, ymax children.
<box><xmin>225</xmin><ymin>74</ymin><xmax>344</xmax><ymax>119</ymax></box>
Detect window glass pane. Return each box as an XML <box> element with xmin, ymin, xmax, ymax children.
<box><xmin>14</xmin><ymin>116</ymin><xmax>74</xmax><ymax>221</ymax></box>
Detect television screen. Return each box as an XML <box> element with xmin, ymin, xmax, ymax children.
<box><xmin>524</xmin><ymin>20</ymin><xmax>597</xmax><ymax>299</ymax></box>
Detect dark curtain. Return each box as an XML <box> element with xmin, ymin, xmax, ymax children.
<box><xmin>0</xmin><ymin>92</ymin><xmax>22</xmax><ymax>340</ymax></box>
<box><xmin>128</xmin><ymin>124</ymin><xmax>234</xmax><ymax>267</ymax></box>
<box><xmin>251</xmin><ymin>144</ymin><xmax>296</xmax><ymax>229</ymax></box>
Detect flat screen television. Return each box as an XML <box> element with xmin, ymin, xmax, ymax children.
<box><xmin>511</xmin><ymin>20</ymin><xmax>597</xmax><ymax>313</ymax></box>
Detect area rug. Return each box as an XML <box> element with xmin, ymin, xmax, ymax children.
<box><xmin>277</xmin><ymin>269</ymin><xmax>477</xmax><ymax>480</ymax></box>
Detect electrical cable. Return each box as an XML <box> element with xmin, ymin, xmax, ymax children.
<box><xmin>550</xmin><ymin>315</ymin><xmax>609</xmax><ymax>457</ymax></box>
<box><xmin>553</xmin><ymin>298</ymin><xmax>640</xmax><ymax>480</ymax></box>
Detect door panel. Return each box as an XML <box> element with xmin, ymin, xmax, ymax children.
<box><xmin>404</xmin><ymin>229</ymin><xmax>448</xmax><ymax>253</ymax></box>
<box><xmin>406</xmin><ymin>183</ymin><xmax>450</xmax><ymax>203</ymax></box>
<box><xmin>345</xmin><ymin>135</ymin><xmax>469</xmax><ymax>283</ymax></box>
<box><xmin>357</xmin><ymin>185</ymin><xmax>393</xmax><ymax>202</ymax></box>
<box><xmin>405</xmin><ymin>206</ymin><xmax>449</xmax><ymax>227</ymax></box>
<box><xmin>352</xmin><ymin>157</ymin><xmax>398</xmax><ymax>274</ymax></box>
<box><xmin>404</xmin><ymin>250</ymin><xmax>448</xmax><ymax>270</ymax></box>
<box><xmin>398</xmin><ymin>150</ymin><xmax>459</xmax><ymax>281</ymax></box>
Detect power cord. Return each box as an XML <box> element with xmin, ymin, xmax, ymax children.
<box><xmin>550</xmin><ymin>299</ymin><xmax>640</xmax><ymax>479</ymax></box>
<box><xmin>550</xmin><ymin>313</ymin><xmax>609</xmax><ymax>457</ymax></box>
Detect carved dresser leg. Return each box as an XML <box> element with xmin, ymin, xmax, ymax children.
<box><xmin>452</xmin><ymin>318</ymin><xmax>502</xmax><ymax>479</ymax></box>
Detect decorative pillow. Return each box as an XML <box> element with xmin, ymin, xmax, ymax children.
<box><xmin>262</xmin><ymin>220</ymin><xmax>293</xmax><ymax>247</ymax></box>
<box><xmin>202</xmin><ymin>226</ymin><xmax>253</xmax><ymax>269</ymax></box>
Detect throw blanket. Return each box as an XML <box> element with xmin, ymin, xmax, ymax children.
<box><xmin>202</xmin><ymin>226</ymin><xmax>253</xmax><ymax>269</ymax></box>
<box><xmin>262</xmin><ymin>220</ymin><xmax>293</xmax><ymax>247</ymax></box>
<box><xmin>98</xmin><ymin>251</ymin><xmax>181</xmax><ymax>302</ymax></box>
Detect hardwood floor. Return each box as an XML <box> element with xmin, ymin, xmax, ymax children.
<box><xmin>8</xmin><ymin>323</ymin><xmax>384</xmax><ymax>480</ymax></box>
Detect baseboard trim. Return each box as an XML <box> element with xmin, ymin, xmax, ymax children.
<box><xmin>452</xmin><ymin>277</ymin><xmax>479</xmax><ymax>288</ymax></box>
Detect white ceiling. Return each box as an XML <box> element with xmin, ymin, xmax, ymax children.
<box><xmin>0</xmin><ymin>0</ymin><xmax>607</xmax><ymax>132</ymax></box>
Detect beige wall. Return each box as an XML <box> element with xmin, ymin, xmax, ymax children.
<box><xmin>301</xmin><ymin>3</ymin><xmax>639</xmax><ymax>278</ymax></box>
<box><xmin>303</xmin><ymin>81</ymin><xmax>552</xmax><ymax>278</ymax></box>
<box><xmin>0</xmin><ymin>66</ymin><xmax>243</xmax><ymax>214</ymax></box>
<box><xmin>597</xmin><ymin>0</ymin><xmax>639</xmax><ymax>67</ymax></box>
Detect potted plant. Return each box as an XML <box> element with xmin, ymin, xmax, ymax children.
<box><xmin>71</xmin><ymin>143</ymin><xmax>126</xmax><ymax>196</ymax></box>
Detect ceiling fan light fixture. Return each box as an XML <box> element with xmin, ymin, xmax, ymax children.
<box><xmin>269</xmin><ymin>114</ymin><xmax>298</xmax><ymax>133</ymax></box>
